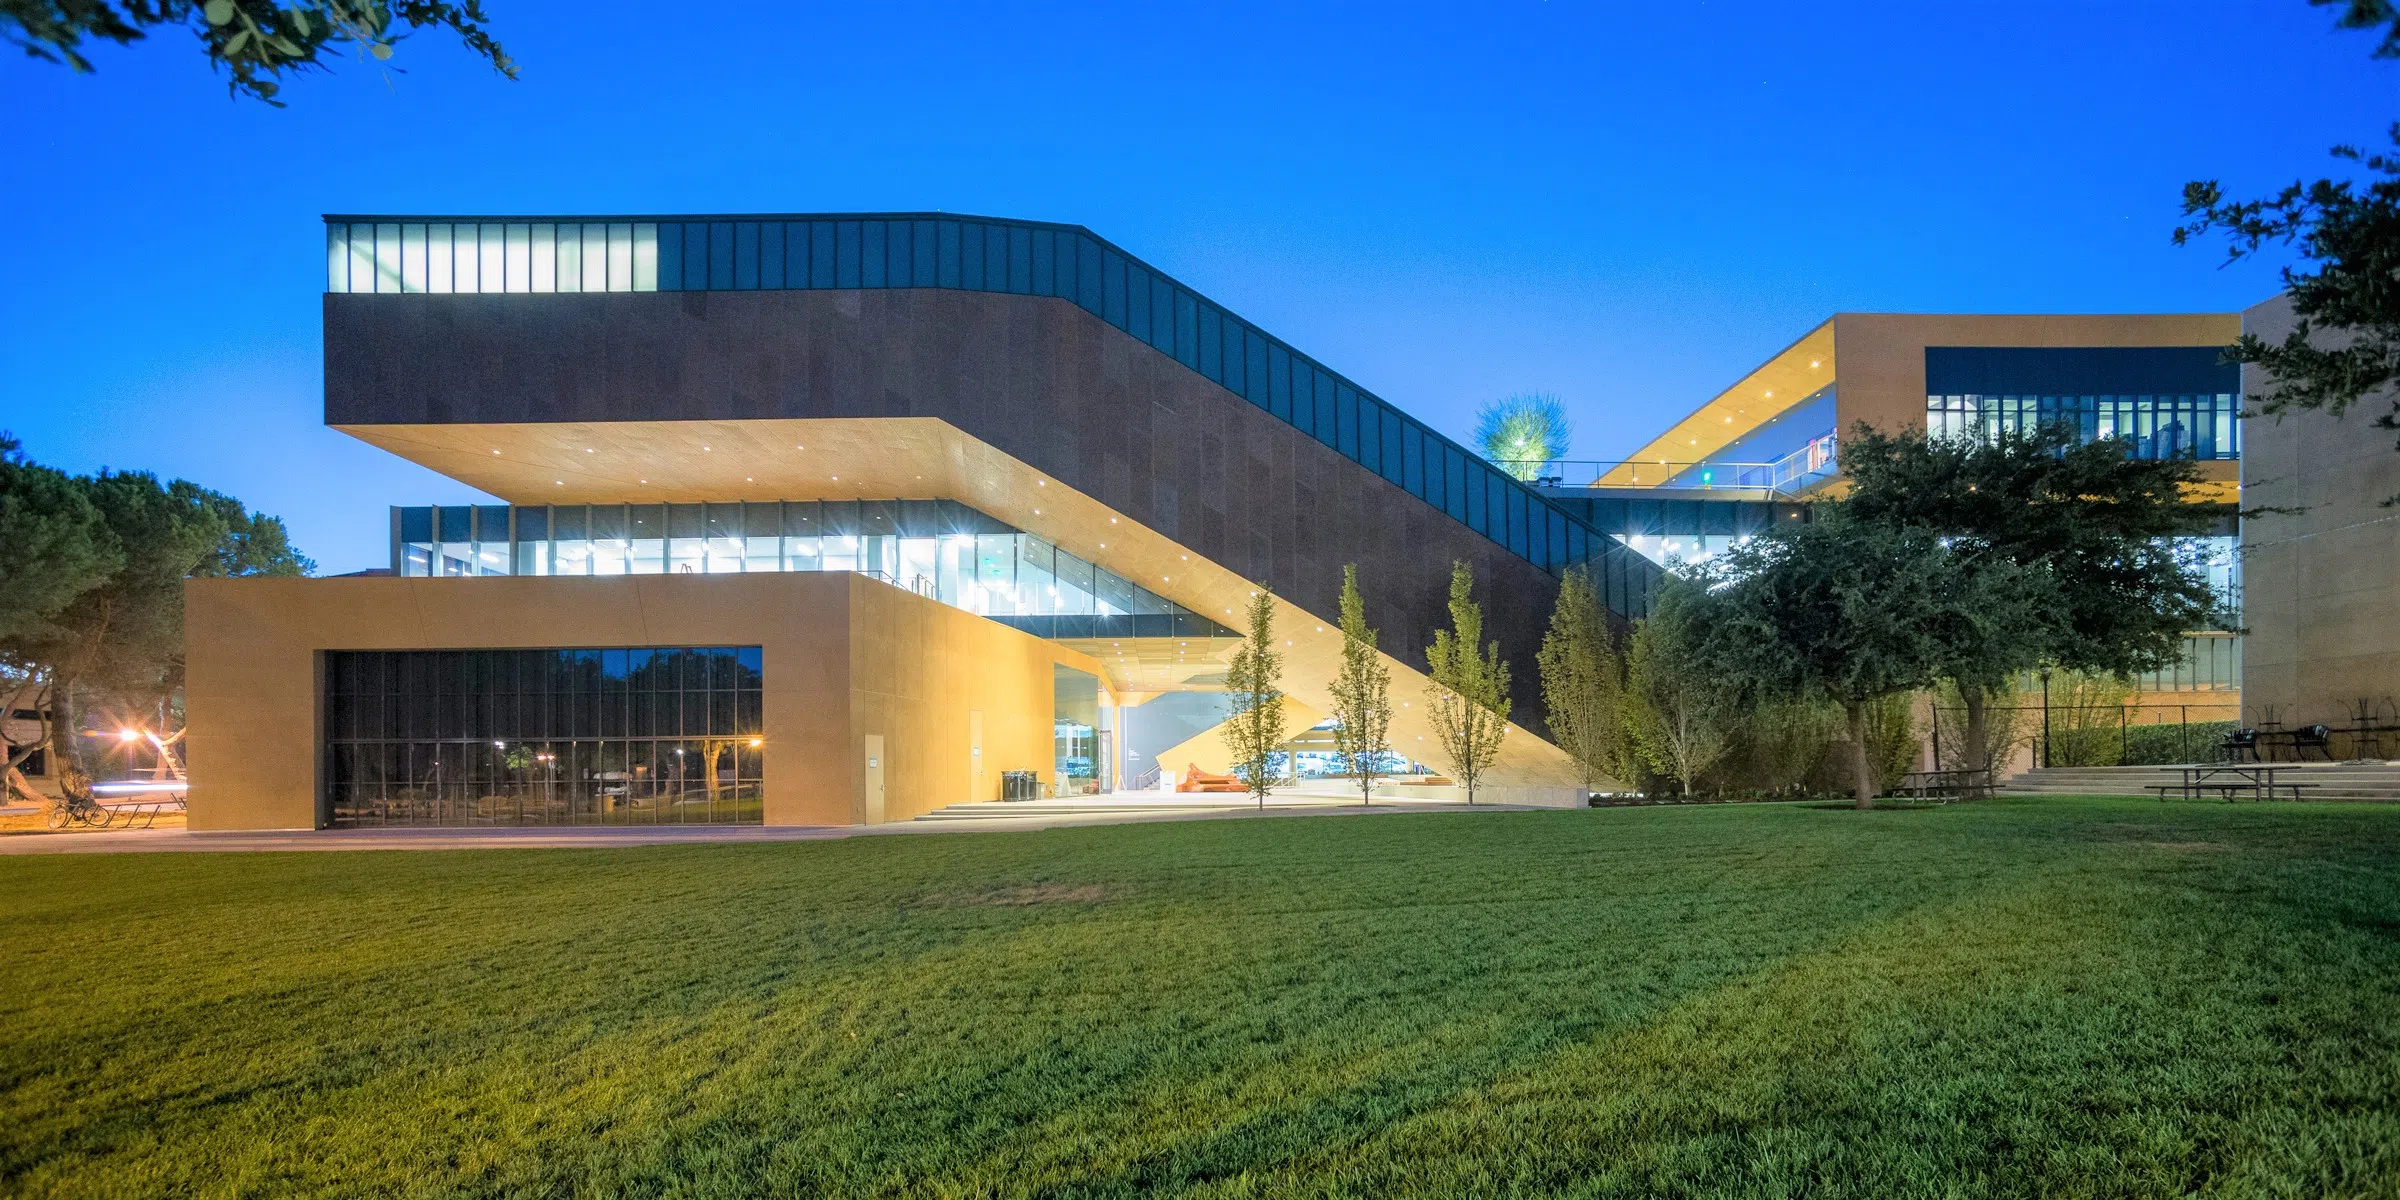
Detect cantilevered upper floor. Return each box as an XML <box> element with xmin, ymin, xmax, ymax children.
<box><xmin>1582</xmin><ymin>312</ymin><xmax>2244</xmax><ymax>503</ymax></box>
<box><xmin>322</xmin><ymin>213</ymin><xmax>1666</xmax><ymax>735</ymax></box>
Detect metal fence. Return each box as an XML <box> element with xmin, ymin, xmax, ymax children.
<box><xmin>1935</xmin><ymin>703</ymin><xmax>2242</xmax><ymax>768</ymax></box>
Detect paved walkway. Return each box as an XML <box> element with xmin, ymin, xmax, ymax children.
<box><xmin>0</xmin><ymin>793</ymin><xmax>1541</xmax><ymax>855</ymax></box>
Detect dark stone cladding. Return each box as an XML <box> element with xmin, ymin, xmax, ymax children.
<box><xmin>327</xmin><ymin>287</ymin><xmax>1569</xmax><ymax>726</ymax></box>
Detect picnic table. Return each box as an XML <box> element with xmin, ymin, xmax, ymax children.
<box><xmin>1894</xmin><ymin>769</ymin><xmax>1993</xmax><ymax>801</ymax></box>
<box><xmin>2153</xmin><ymin>765</ymin><xmax>2315</xmax><ymax>803</ymax></box>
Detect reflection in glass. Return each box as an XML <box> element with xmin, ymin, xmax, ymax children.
<box><xmin>324</xmin><ymin>646</ymin><xmax>764</xmax><ymax>827</ymax></box>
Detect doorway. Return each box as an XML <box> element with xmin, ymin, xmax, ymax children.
<box><xmin>863</xmin><ymin>734</ymin><xmax>885</xmax><ymax>824</ymax></box>
<box><xmin>969</xmin><ymin>711</ymin><xmax>985</xmax><ymax>803</ymax></box>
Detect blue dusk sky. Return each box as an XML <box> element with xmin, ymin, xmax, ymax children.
<box><xmin>2</xmin><ymin>1</ymin><xmax>2391</xmax><ymax>573</ymax></box>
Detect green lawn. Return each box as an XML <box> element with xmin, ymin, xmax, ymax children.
<box><xmin>3</xmin><ymin>798</ymin><xmax>2397</xmax><ymax>1198</ymax></box>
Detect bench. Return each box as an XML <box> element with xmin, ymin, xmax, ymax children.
<box><xmin>1175</xmin><ymin>764</ymin><xmax>1248</xmax><ymax>794</ymax></box>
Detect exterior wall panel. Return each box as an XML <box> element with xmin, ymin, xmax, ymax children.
<box><xmin>185</xmin><ymin>572</ymin><xmax>1094</xmax><ymax>830</ymax></box>
<box><xmin>2238</xmin><ymin>294</ymin><xmax>2400</xmax><ymax>734</ymax></box>
<box><xmin>327</xmin><ymin>287</ymin><xmax>1573</xmax><ymax>721</ymax></box>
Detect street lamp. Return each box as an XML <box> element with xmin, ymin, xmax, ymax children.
<box><xmin>2039</xmin><ymin>667</ymin><xmax>2054</xmax><ymax>769</ymax></box>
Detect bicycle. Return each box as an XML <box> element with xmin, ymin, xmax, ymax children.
<box><xmin>45</xmin><ymin>790</ymin><xmax>109</xmax><ymax>830</ymax></box>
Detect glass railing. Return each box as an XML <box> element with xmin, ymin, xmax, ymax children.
<box><xmin>327</xmin><ymin>212</ymin><xmax>1661</xmax><ymax>615</ymax></box>
<box><xmin>1505</xmin><ymin>437</ymin><xmax>1838</xmax><ymax>495</ymax></box>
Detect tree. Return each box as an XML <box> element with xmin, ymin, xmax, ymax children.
<box><xmin>2173</xmin><ymin>3</ymin><xmax>2400</xmax><ymax>471</ymax></box>
<box><xmin>1703</xmin><ymin>515</ymin><xmax>1985</xmax><ymax>809</ymax></box>
<box><xmin>4</xmin><ymin>0</ymin><xmax>516</xmax><ymax>105</ymax></box>
<box><xmin>1425</xmin><ymin>561</ymin><xmax>1510</xmax><ymax>804</ymax></box>
<box><xmin>1537</xmin><ymin>565</ymin><xmax>1625</xmax><ymax>796</ymax></box>
<box><xmin>1620</xmin><ymin>579</ymin><xmax>1731</xmax><ymax>797</ymax></box>
<box><xmin>0</xmin><ymin>435</ymin><xmax>119</xmax><ymax>778</ymax></box>
<box><xmin>1841</xmin><ymin>424</ymin><xmax>2218</xmax><ymax>789</ymax></box>
<box><xmin>1223</xmin><ymin>588</ymin><xmax>1284</xmax><ymax>809</ymax></box>
<box><xmin>1736</xmin><ymin>697</ymin><xmax>1839</xmax><ymax>798</ymax></box>
<box><xmin>1475</xmin><ymin>393</ymin><xmax>1573</xmax><ymax>482</ymax></box>
<box><xmin>0</xmin><ymin>440</ymin><xmax>311</xmax><ymax>799</ymax></box>
<box><xmin>1326</xmin><ymin>565</ymin><xmax>1392</xmax><ymax>807</ymax></box>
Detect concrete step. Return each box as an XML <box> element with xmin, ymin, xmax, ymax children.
<box><xmin>2002</xmin><ymin>762</ymin><xmax>2400</xmax><ymax>801</ymax></box>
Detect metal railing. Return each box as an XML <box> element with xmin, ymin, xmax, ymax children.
<box><xmin>1937</xmin><ymin>703</ymin><xmax>2243</xmax><ymax>768</ymax></box>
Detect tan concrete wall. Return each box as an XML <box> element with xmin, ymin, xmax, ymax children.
<box><xmin>2239</xmin><ymin>294</ymin><xmax>2400</xmax><ymax>731</ymax></box>
<box><xmin>1830</xmin><ymin>312</ymin><xmax>2242</xmax><ymax>436</ymax></box>
<box><xmin>845</xmin><ymin>573</ymin><xmax>1100</xmax><ymax>821</ymax></box>
<box><xmin>185</xmin><ymin>572</ymin><xmax>1093</xmax><ymax>830</ymax></box>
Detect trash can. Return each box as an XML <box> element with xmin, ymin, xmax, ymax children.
<box><xmin>1001</xmin><ymin>770</ymin><xmax>1039</xmax><ymax>802</ymax></box>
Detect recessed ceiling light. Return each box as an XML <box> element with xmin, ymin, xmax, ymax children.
<box><xmin>491</xmin><ymin>449</ymin><xmax>501</xmax><ymax>455</ymax></box>
<box><xmin>746</xmin><ymin>476</ymin><xmax>754</xmax><ymax>482</ymax></box>
<box><xmin>584</xmin><ymin>448</ymin><xmax>594</xmax><ymax>454</ymax></box>
<box><xmin>555</xmin><ymin>480</ymin><xmax>564</xmax><ymax>485</ymax></box>
<box><xmin>1037</xmin><ymin>480</ymin><xmax>1045</xmax><ymax>487</ymax></box>
<box><xmin>640</xmin><ymin>478</ymin><xmax>647</xmax><ymax>483</ymax></box>
<box><xmin>702</xmin><ymin>446</ymin><xmax>711</xmax><ymax>452</ymax></box>
<box><xmin>831</xmin><ymin>475</ymin><xmax>839</xmax><ymax>481</ymax></box>
<box><xmin>1810</xmin><ymin>360</ymin><xmax>1820</xmax><ymax>368</ymax></box>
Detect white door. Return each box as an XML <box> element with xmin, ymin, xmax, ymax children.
<box><xmin>863</xmin><ymin>734</ymin><xmax>885</xmax><ymax>824</ymax></box>
<box><xmin>969</xmin><ymin>711</ymin><xmax>985</xmax><ymax>803</ymax></box>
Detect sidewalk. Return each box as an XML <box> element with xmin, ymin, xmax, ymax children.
<box><xmin>0</xmin><ymin>792</ymin><xmax>1539</xmax><ymax>855</ymax></box>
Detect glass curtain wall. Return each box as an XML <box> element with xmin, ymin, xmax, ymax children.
<box><xmin>325</xmin><ymin>221</ymin><xmax>659</xmax><ymax>294</ymax></box>
<box><xmin>394</xmin><ymin>500</ymin><xmax>1237</xmax><ymax>640</ymax></box>
<box><xmin>327</xmin><ymin>214</ymin><xmax>1658</xmax><ymax>610</ymax></box>
<box><xmin>1054</xmin><ymin>665</ymin><xmax>1100</xmax><ymax>797</ymax></box>
<box><xmin>1926</xmin><ymin>392</ymin><xmax>2240</xmax><ymax>460</ymax></box>
<box><xmin>324</xmin><ymin>647</ymin><xmax>764</xmax><ymax>827</ymax></box>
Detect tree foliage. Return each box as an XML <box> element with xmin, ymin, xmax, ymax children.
<box><xmin>1425</xmin><ymin>561</ymin><xmax>1509</xmax><ymax>804</ymax></box>
<box><xmin>1222</xmin><ymin>588</ymin><xmax>1284</xmax><ymax>809</ymax></box>
<box><xmin>1326</xmin><ymin>565</ymin><xmax>1392</xmax><ymax>807</ymax></box>
<box><xmin>4</xmin><ymin>0</ymin><xmax>516</xmax><ymax>104</ymax></box>
<box><xmin>1701</xmin><ymin>515</ymin><xmax>2006</xmax><ymax>809</ymax></box>
<box><xmin>1475</xmin><ymin>393</ymin><xmax>1572</xmax><ymax>482</ymax></box>
<box><xmin>1841</xmin><ymin>425</ymin><xmax>2221</xmax><ymax>677</ymax></box>
<box><xmin>2173</xmin><ymin>3</ymin><xmax>2400</xmax><ymax>462</ymax></box>
<box><xmin>0</xmin><ymin>435</ymin><xmax>311</xmax><ymax>795</ymax></box>
<box><xmin>1841</xmin><ymin>424</ymin><xmax>2220</xmax><ymax>788</ymax></box>
<box><xmin>1620</xmin><ymin>580</ymin><xmax>1731</xmax><ymax>798</ymax></box>
<box><xmin>1734</xmin><ymin>697</ymin><xmax>1839</xmax><ymax>797</ymax></box>
<box><xmin>1536</xmin><ymin>566</ymin><xmax>1624</xmax><ymax>795</ymax></box>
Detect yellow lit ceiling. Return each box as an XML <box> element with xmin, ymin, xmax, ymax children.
<box><xmin>1598</xmin><ymin>319</ymin><xmax>1836</xmax><ymax>488</ymax></box>
<box><xmin>333</xmin><ymin>417</ymin><xmax>1594</xmax><ymax>787</ymax></box>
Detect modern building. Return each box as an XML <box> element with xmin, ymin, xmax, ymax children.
<box><xmin>1538</xmin><ymin>311</ymin><xmax>2248</xmax><ymax>701</ymax></box>
<box><xmin>184</xmin><ymin>215</ymin><xmax>2271</xmax><ymax>831</ymax></box>
<box><xmin>2236</xmin><ymin>293</ymin><xmax>2400</xmax><ymax>748</ymax></box>
<box><xmin>186</xmin><ymin>213</ymin><xmax>1670</xmax><ymax>830</ymax></box>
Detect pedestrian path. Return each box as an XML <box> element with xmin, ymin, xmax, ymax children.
<box><xmin>0</xmin><ymin>790</ymin><xmax>1527</xmax><ymax>855</ymax></box>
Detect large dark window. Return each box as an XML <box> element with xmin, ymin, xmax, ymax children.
<box><xmin>323</xmin><ymin>647</ymin><xmax>764</xmax><ymax>827</ymax></box>
<box><xmin>1924</xmin><ymin>346</ymin><xmax>2241</xmax><ymax>460</ymax></box>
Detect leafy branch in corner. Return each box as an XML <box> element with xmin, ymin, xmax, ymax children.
<box><xmin>3</xmin><ymin>0</ymin><xmax>516</xmax><ymax>104</ymax></box>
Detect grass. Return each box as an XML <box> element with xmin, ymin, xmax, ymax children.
<box><xmin>2</xmin><ymin>797</ymin><xmax>2397</xmax><ymax>1198</ymax></box>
